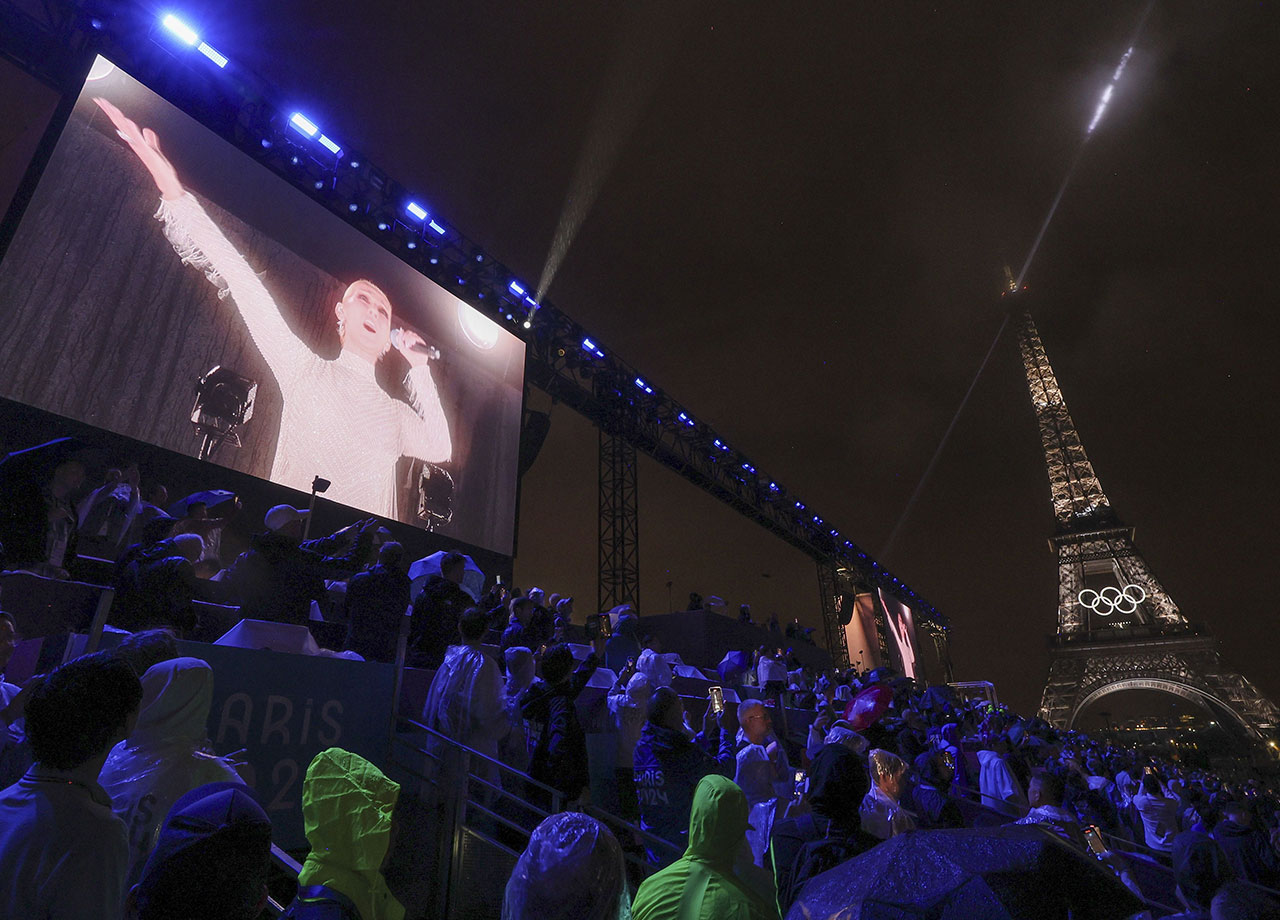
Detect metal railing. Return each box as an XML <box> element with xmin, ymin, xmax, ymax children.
<box><xmin>384</xmin><ymin>714</ymin><xmax>679</xmax><ymax>919</ymax></box>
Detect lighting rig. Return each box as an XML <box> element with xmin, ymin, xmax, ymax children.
<box><xmin>0</xmin><ymin>0</ymin><xmax>949</xmax><ymax>654</ymax></box>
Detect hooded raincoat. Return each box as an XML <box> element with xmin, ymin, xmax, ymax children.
<box><xmin>98</xmin><ymin>657</ymin><xmax>241</xmax><ymax>887</ymax></box>
<box><xmin>421</xmin><ymin>642</ymin><xmax>508</xmax><ymax>759</ymax></box>
<box><xmin>632</xmin><ymin>775</ymin><xmax>781</xmax><ymax>920</ymax></box>
<box><xmin>298</xmin><ymin>748</ymin><xmax>404</xmax><ymax>920</ymax></box>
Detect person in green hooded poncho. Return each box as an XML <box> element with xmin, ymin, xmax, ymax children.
<box><xmin>632</xmin><ymin>774</ymin><xmax>781</xmax><ymax>920</ymax></box>
<box><xmin>283</xmin><ymin>748</ymin><xmax>404</xmax><ymax>920</ymax></box>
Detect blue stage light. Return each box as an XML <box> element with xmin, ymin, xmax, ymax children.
<box><xmin>428</xmin><ymin>220</ymin><xmax>446</xmax><ymax>235</ymax></box>
<box><xmin>634</xmin><ymin>377</ymin><xmax>653</xmax><ymax>395</ymax></box>
<box><xmin>429</xmin><ymin>255</ymin><xmax>439</xmax><ymax>265</ymax></box>
<box><xmin>509</xmin><ymin>281</ymin><xmax>526</xmax><ymax>296</ymax></box>
<box><xmin>289</xmin><ymin>112</ymin><xmax>319</xmax><ymax>138</ymax></box>
<box><xmin>405</xmin><ymin>201</ymin><xmax>428</xmax><ymax>221</ymax></box>
<box><xmin>406</xmin><ymin>241</ymin><xmax>417</xmax><ymax>250</ymax></box>
<box><xmin>349</xmin><ymin>160</ymin><xmax>360</xmax><ymax>168</ymax></box>
<box><xmin>795</xmin><ymin>501</ymin><xmax>805</xmax><ymax>510</ymax></box>
<box><xmin>742</xmin><ymin>463</ymin><xmax>756</xmax><ymax>474</ymax></box>
<box><xmin>713</xmin><ymin>439</ymin><xmax>730</xmax><ymax>451</ymax></box>
<box><xmin>377</xmin><ymin>222</ymin><xmax>389</xmax><ymax>231</ymax></box>
<box><xmin>523</xmin><ymin>319</ymin><xmax>533</xmax><ymax>330</ymax></box>
<box><xmin>582</xmin><ymin>338</ymin><xmax>605</xmax><ymax>358</ymax></box>
<box><xmin>312</xmin><ymin>180</ymin><xmax>324</xmax><ymax>190</ymax></box>
<box><xmin>347</xmin><ymin>203</ymin><xmax>359</xmax><ymax>212</ymax></box>
<box><xmin>677</xmin><ymin>411</ymin><xmax>695</xmax><ymax>427</ymax></box>
<box><xmin>317</xmin><ymin>135</ymin><xmax>341</xmax><ymax>156</ymax></box>
<box><xmin>161</xmin><ymin>14</ymin><xmax>199</xmax><ymax>46</ymax></box>
<box><xmin>768</xmin><ymin>482</ymin><xmax>780</xmax><ymax>492</ymax></box>
<box><xmin>813</xmin><ymin>515</ymin><xmax>823</xmax><ymax>524</ymax></box>
<box><xmin>196</xmin><ymin>42</ymin><xmax>227</xmax><ymax>68</ymax></box>
<box><xmin>260</xmin><ymin>139</ymin><xmax>272</xmax><ymax>149</ymax></box>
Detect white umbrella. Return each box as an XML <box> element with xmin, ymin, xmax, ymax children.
<box><xmin>408</xmin><ymin>551</ymin><xmax>484</xmax><ymax>602</ymax></box>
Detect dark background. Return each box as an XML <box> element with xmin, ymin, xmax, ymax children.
<box><xmin>0</xmin><ymin>1</ymin><xmax>1276</xmax><ymax>717</ymax></box>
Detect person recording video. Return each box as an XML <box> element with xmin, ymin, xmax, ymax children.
<box><xmin>94</xmin><ymin>98</ymin><xmax>452</xmax><ymax>521</ymax></box>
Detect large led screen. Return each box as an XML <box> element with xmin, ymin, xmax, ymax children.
<box><xmin>0</xmin><ymin>58</ymin><xmax>525</xmax><ymax>554</ymax></box>
<box><xmin>878</xmin><ymin>589</ymin><xmax>921</xmax><ymax>680</ymax></box>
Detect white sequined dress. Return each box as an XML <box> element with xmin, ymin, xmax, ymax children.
<box><xmin>156</xmin><ymin>193</ymin><xmax>451</xmax><ymax>517</ymax></box>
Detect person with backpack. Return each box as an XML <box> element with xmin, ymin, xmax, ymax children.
<box><xmin>769</xmin><ymin>744</ymin><xmax>879</xmax><ymax>915</ymax></box>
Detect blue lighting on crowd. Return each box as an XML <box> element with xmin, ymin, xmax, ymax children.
<box><xmin>161</xmin><ymin>14</ymin><xmax>199</xmax><ymax>46</ymax></box>
<box><xmin>289</xmin><ymin>112</ymin><xmax>319</xmax><ymax>138</ymax></box>
<box><xmin>405</xmin><ymin>201</ymin><xmax>428</xmax><ymax>221</ymax></box>
<box><xmin>509</xmin><ymin>281</ymin><xmax>526</xmax><ymax>296</ymax></box>
<box><xmin>428</xmin><ymin>220</ymin><xmax>446</xmax><ymax>235</ymax></box>
<box><xmin>634</xmin><ymin>377</ymin><xmax>653</xmax><ymax>395</ymax></box>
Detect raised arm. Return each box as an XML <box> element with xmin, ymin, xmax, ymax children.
<box><xmin>391</xmin><ymin>329</ymin><xmax>452</xmax><ymax>463</ymax></box>
<box><xmin>95</xmin><ymin>98</ymin><xmax>312</xmax><ymax>381</ymax></box>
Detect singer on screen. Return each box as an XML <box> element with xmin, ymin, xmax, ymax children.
<box><xmin>95</xmin><ymin>99</ymin><xmax>451</xmax><ymax>520</ymax></box>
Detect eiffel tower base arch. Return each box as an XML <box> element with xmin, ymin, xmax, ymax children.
<box><xmin>1038</xmin><ymin>632</ymin><xmax>1278</xmax><ymax>738</ymax></box>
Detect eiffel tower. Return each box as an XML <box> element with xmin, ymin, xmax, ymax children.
<box><xmin>1013</xmin><ymin>297</ymin><xmax>1277</xmax><ymax>738</ymax></box>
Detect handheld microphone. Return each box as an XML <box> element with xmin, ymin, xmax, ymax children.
<box><xmin>390</xmin><ymin>328</ymin><xmax>440</xmax><ymax>360</ymax></box>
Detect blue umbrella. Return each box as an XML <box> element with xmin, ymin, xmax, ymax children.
<box><xmin>787</xmin><ymin>825</ymin><xmax>1144</xmax><ymax>920</ymax></box>
<box><xmin>167</xmin><ymin>490</ymin><xmax>237</xmax><ymax>518</ymax></box>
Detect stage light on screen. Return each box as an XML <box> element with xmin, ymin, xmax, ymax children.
<box><xmin>161</xmin><ymin>14</ymin><xmax>199</xmax><ymax>46</ymax></box>
<box><xmin>196</xmin><ymin>42</ymin><xmax>228</xmax><ymax>68</ymax></box>
<box><xmin>86</xmin><ymin>56</ymin><xmax>117</xmax><ymax>81</ymax></box>
<box><xmin>289</xmin><ymin>112</ymin><xmax>319</xmax><ymax>138</ymax></box>
<box><xmin>404</xmin><ymin>201</ymin><xmax>428</xmax><ymax>221</ymax></box>
<box><xmin>317</xmin><ymin>134</ymin><xmax>341</xmax><ymax>156</ymax></box>
<box><xmin>458</xmin><ymin>301</ymin><xmax>500</xmax><ymax>350</ymax></box>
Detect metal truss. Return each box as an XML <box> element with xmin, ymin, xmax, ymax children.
<box><xmin>598</xmin><ymin>424</ymin><xmax>639</xmax><ymax>614</ymax></box>
<box><xmin>816</xmin><ymin>558</ymin><xmax>851</xmax><ymax>670</ymax></box>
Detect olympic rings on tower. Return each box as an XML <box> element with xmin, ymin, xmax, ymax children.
<box><xmin>1077</xmin><ymin>584</ymin><xmax>1147</xmax><ymax>617</ymax></box>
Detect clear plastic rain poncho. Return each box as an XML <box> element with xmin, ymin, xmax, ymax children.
<box><xmin>502</xmin><ymin>812</ymin><xmax>630</xmax><ymax>920</ymax></box>
<box><xmin>98</xmin><ymin>656</ymin><xmax>242</xmax><ymax>887</ymax></box>
<box><xmin>635</xmin><ymin>648</ymin><xmax>672</xmax><ymax>689</ymax></box>
<box><xmin>859</xmin><ymin>748</ymin><xmax>916</xmax><ymax>840</ymax></box>
<box><xmin>421</xmin><ymin>642</ymin><xmax>508</xmax><ymax>759</ymax></box>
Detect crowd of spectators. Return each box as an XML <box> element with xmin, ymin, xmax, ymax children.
<box><xmin>3</xmin><ymin>439</ymin><xmax>1280</xmax><ymax>919</ymax></box>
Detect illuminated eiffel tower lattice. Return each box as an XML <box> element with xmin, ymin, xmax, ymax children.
<box><xmin>1014</xmin><ymin>304</ymin><xmax>1277</xmax><ymax>737</ymax></box>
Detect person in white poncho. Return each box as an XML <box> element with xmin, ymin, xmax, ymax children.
<box><xmin>95</xmin><ymin>99</ymin><xmax>451</xmax><ymax>520</ymax></box>
<box><xmin>421</xmin><ymin>609</ymin><xmax>508</xmax><ymax>762</ymax></box>
<box><xmin>97</xmin><ymin>656</ymin><xmax>242</xmax><ymax>889</ymax></box>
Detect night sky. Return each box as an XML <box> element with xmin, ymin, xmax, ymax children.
<box><xmin>5</xmin><ymin>1</ymin><xmax>1278</xmax><ymax>716</ymax></box>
